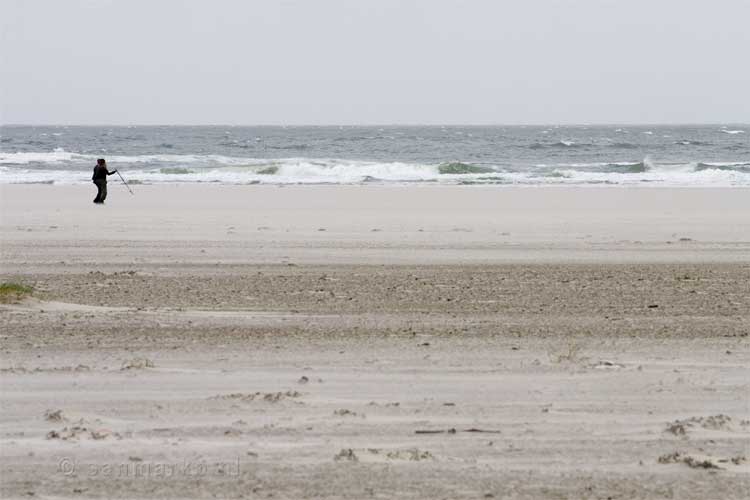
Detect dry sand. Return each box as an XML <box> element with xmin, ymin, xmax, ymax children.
<box><xmin>1</xmin><ymin>185</ymin><xmax>749</xmax><ymax>499</ymax></box>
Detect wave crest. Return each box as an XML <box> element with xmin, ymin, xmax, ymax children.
<box><xmin>695</xmin><ymin>162</ymin><xmax>750</xmax><ymax>173</ymax></box>
<box><xmin>2</xmin><ymin>153</ymin><xmax>749</xmax><ymax>187</ymax></box>
<box><xmin>438</xmin><ymin>162</ymin><xmax>494</xmax><ymax>174</ymax></box>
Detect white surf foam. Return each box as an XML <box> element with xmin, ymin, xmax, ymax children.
<box><xmin>1</xmin><ymin>153</ymin><xmax>749</xmax><ymax>187</ymax></box>
<box><xmin>0</xmin><ymin>150</ymin><xmax>84</xmax><ymax>164</ymax></box>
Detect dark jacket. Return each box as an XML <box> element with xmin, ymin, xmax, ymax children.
<box><xmin>92</xmin><ymin>165</ymin><xmax>115</xmax><ymax>182</ymax></box>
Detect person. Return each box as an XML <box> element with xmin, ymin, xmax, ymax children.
<box><xmin>92</xmin><ymin>158</ymin><xmax>117</xmax><ymax>204</ymax></box>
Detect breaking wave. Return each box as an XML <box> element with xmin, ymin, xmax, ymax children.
<box><xmin>438</xmin><ymin>162</ymin><xmax>495</xmax><ymax>174</ymax></box>
<box><xmin>586</xmin><ymin>161</ymin><xmax>649</xmax><ymax>173</ymax></box>
<box><xmin>159</xmin><ymin>167</ymin><xmax>194</xmax><ymax>174</ymax></box>
<box><xmin>1</xmin><ymin>151</ymin><xmax>749</xmax><ymax>187</ymax></box>
<box><xmin>694</xmin><ymin>162</ymin><xmax>750</xmax><ymax>173</ymax></box>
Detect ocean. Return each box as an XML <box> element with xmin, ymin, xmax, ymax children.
<box><xmin>1</xmin><ymin>125</ymin><xmax>748</xmax><ymax>187</ymax></box>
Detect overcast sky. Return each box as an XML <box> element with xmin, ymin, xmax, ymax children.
<box><xmin>2</xmin><ymin>0</ymin><xmax>749</xmax><ymax>125</ymax></box>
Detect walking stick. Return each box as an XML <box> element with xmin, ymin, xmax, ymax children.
<box><xmin>116</xmin><ymin>170</ymin><xmax>134</xmax><ymax>195</ymax></box>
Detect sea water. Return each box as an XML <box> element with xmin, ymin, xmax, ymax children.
<box><xmin>1</xmin><ymin>125</ymin><xmax>748</xmax><ymax>186</ymax></box>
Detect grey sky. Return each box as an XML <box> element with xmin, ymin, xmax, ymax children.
<box><xmin>2</xmin><ymin>0</ymin><xmax>749</xmax><ymax>125</ymax></box>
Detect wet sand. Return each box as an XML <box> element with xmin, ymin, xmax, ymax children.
<box><xmin>1</xmin><ymin>185</ymin><xmax>749</xmax><ymax>499</ymax></box>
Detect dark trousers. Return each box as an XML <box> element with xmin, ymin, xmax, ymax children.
<box><xmin>93</xmin><ymin>180</ymin><xmax>107</xmax><ymax>203</ymax></box>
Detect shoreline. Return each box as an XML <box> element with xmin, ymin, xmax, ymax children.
<box><xmin>5</xmin><ymin>182</ymin><xmax>750</xmax><ymax>187</ymax></box>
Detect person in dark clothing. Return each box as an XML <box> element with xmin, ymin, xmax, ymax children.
<box><xmin>92</xmin><ymin>158</ymin><xmax>117</xmax><ymax>204</ymax></box>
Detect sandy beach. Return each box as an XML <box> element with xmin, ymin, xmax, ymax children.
<box><xmin>1</xmin><ymin>185</ymin><xmax>749</xmax><ymax>499</ymax></box>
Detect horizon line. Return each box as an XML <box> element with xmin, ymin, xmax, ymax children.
<box><xmin>2</xmin><ymin>122</ymin><xmax>749</xmax><ymax>127</ymax></box>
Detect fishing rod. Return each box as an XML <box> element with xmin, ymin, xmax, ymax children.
<box><xmin>116</xmin><ymin>170</ymin><xmax>134</xmax><ymax>195</ymax></box>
